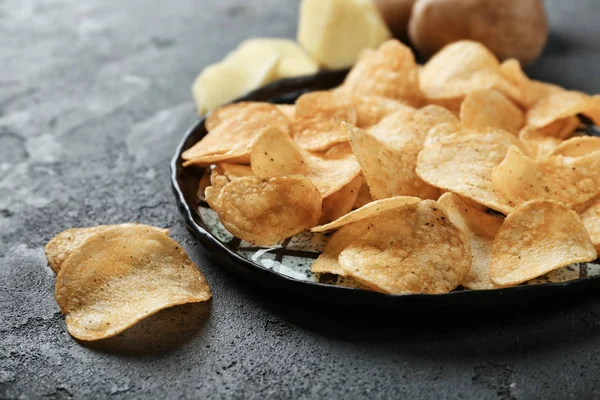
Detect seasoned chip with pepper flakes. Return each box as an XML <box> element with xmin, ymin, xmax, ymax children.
<box><xmin>45</xmin><ymin>224</ymin><xmax>169</xmax><ymax>273</ymax></box>
<box><xmin>338</xmin><ymin>200</ymin><xmax>471</xmax><ymax>294</ymax></box>
<box><xmin>213</xmin><ymin>176</ymin><xmax>322</xmax><ymax>245</ymax></box>
<box><xmin>490</xmin><ymin>200</ymin><xmax>597</xmax><ymax>286</ymax></box>
<box><xmin>54</xmin><ymin>224</ymin><xmax>211</xmax><ymax>341</ymax></box>
<box><xmin>437</xmin><ymin>193</ymin><xmax>503</xmax><ymax>290</ymax></box>
<box><xmin>339</xmin><ymin>40</ymin><xmax>422</xmax><ymax>107</ymax></box>
<box><xmin>182</xmin><ymin>102</ymin><xmax>290</xmax><ymax>166</ymax></box>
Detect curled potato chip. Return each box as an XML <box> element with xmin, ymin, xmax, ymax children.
<box><xmin>55</xmin><ymin>225</ymin><xmax>211</xmax><ymax>341</ymax></box>
<box><xmin>292</xmin><ymin>91</ymin><xmax>357</xmax><ymax>151</ymax></box>
<box><xmin>339</xmin><ymin>40</ymin><xmax>422</xmax><ymax>107</ymax></box>
<box><xmin>549</xmin><ymin>136</ymin><xmax>600</xmax><ymax>157</ymax></box>
<box><xmin>518</xmin><ymin>126</ymin><xmax>563</xmax><ymax>160</ymax></box>
<box><xmin>45</xmin><ymin>224</ymin><xmax>169</xmax><ymax>274</ymax></box>
<box><xmin>213</xmin><ymin>176</ymin><xmax>322</xmax><ymax>245</ymax></box>
<box><xmin>251</xmin><ymin>128</ymin><xmax>361</xmax><ymax>198</ymax></box>
<box><xmin>275</xmin><ymin>104</ymin><xmax>296</xmax><ymax>121</ymax></box>
<box><xmin>217</xmin><ymin>163</ymin><xmax>254</xmax><ymax>179</ymax></box>
<box><xmin>490</xmin><ymin>200</ymin><xmax>597</xmax><ymax>286</ymax></box>
<box><xmin>526</xmin><ymin>91</ymin><xmax>600</xmax><ymax>130</ymax></box>
<box><xmin>338</xmin><ymin>200</ymin><xmax>471</xmax><ymax>294</ymax></box>
<box><xmin>580</xmin><ymin>197</ymin><xmax>600</xmax><ymax>252</ymax></box>
<box><xmin>417</xmin><ymin>127</ymin><xmax>521</xmax><ymax>214</ymax></box>
<box><xmin>353</xmin><ymin>177</ymin><xmax>374</xmax><ymax>209</ymax></box>
<box><xmin>419</xmin><ymin>41</ymin><xmax>521</xmax><ymax>103</ymax></box>
<box><xmin>204</xmin><ymin>164</ymin><xmax>254</xmax><ymax>209</ymax></box>
<box><xmin>182</xmin><ymin>103</ymin><xmax>290</xmax><ymax>166</ymax></box>
<box><xmin>437</xmin><ymin>193</ymin><xmax>503</xmax><ymax>290</ymax></box>
<box><xmin>500</xmin><ymin>59</ymin><xmax>563</xmax><ymax>108</ymax></box>
<box><xmin>319</xmin><ymin>174</ymin><xmax>363</xmax><ymax>225</ymax></box>
<box><xmin>347</xmin><ymin>124</ymin><xmax>439</xmax><ymax>200</ymax></box>
<box><xmin>337</xmin><ymin>94</ymin><xmax>414</xmax><ymax>129</ymax></box>
<box><xmin>312</xmin><ymin>196</ymin><xmax>421</xmax><ymax>232</ymax></box>
<box><xmin>536</xmin><ymin>116</ymin><xmax>580</xmax><ymax>139</ymax></box>
<box><xmin>492</xmin><ymin>145</ymin><xmax>600</xmax><ymax>209</ymax></box>
<box><xmin>460</xmin><ymin>89</ymin><xmax>524</xmax><ymax>135</ymax></box>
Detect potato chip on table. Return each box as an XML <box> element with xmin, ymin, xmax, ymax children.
<box><xmin>53</xmin><ymin>224</ymin><xmax>211</xmax><ymax>341</ymax></box>
<box><xmin>490</xmin><ymin>200</ymin><xmax>597</xmax><ymax>286</ymax></box>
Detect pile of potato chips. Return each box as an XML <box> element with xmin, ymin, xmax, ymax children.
<box><xmin>46</xmin><ymin>224</ymin><xmax>211</xmax><ymax>341</ymax></box>
<box><xmin>184</xmin><ymin>39</ymin><xmax>600</xmax><ymax>295</ymax></box>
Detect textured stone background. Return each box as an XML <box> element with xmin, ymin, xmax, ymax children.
<box><xmin>2</xmin><ymin>0</ymin><xmax>600</xmax><ymax>398</ymax></box>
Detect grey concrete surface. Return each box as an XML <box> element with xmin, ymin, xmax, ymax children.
<box><xmin>2</xmin><ymin>0</ymin><xmax>600</xmax><ymax>398</ymax></box>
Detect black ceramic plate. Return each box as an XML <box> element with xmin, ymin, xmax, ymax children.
<box><xmin>171</xmin><ymin>70</ymin><xmax>600</xmax><ymax>308</ymax></box>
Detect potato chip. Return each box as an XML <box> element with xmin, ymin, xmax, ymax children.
<box><xmin>492</xmin><ymin>145</ymin><xmax>600</xmax><ymax>209</ymax></box>
<box><xmin>275</xmin><ymin>104</ymin><xmax>296</xmax><ymax>121</ymax></box>
<box><xmin>339</xmin><ymin>40</ymin><xmax>422</xmax><ymax>107</ymax></box>
<box><xmin>213</xmin><ymin>176</ymin><xmax>321</xmax><ymax>245</ymax></box>
<box><xmin>217</xmin><ymin>163</ymin><xmax>254</xmax><ymax>179</ymax></box>
<box><xmin>319</xmin><ymin>174</ymin><xmax>363</xmax><ymax>225</ymax></box>
<box><xmin>205</xmin><ymin>101</ymin><xmax>256</xmax><ymax>132</ymax></box>
<box><xmin>416</xmin><ymin>128</ymin><xmax>520</xmax><ymax>214</ymax></box>
<box><xmin>347</xmin><ymin>124</ymin><xmax>439</xmax><ymax>200</ymax></box>
<box><xmin>251</xmin><ymin>127</ymin><xmax>361</xmax><ymax>198</ymax></box>
<box><xmin>549</xmin><ymin>136</ymin><xmax>600</xmax><ymax>157</ymax></box>
<box><xmin>292</xmin><ymin>91</ymin><xmax>357</xmax><ymax>151</ymax></box>
<box><xmin>45</xmin><ymin>224</ymin><xmax>169</xmax><ymax>274</ymax></box>
<box><xmin>419</xmin><ymin>41</ymin><xmax>521</xmax><ymax>103</ymax></box>
<box><xmin>312</xmin><ymin>195</ymin><xmax>421</xmax><ymax>232</ymax></box>
<box><xmin>500</xmin><ymin>59</ymin><xmax>563</xmax><ymax>108</ymax></box>
<box><xmin>338</xmin><ymin>94</ymin><xmax>414</xmax><ymax>129</ymax></box>
<box><xmin>526</xmin><ymin>91</ymin><xmax>600</xmax><ymax>130</ymax></box>
<box><xmin>55</xmin><ymin>224</ymin><xmax>211</xmax><ymax>341</ymax></box>
<box><xmin>490</xmin><ymin>200</ymin><xmax>597</xmax><ymax>286</ymax></box>
<box><xmin>518</xmin><ymin>126</ymin><xmax>563</xmax><ymax>159</ymax></box>
<box><xmin>182</xmin><ymin>103</ymin><xmax>290</xmax><ymax>166</ymax></box>
<box><xmin>338</xmin><ymin>200</ymin><xmax>471</xmax><ymax>294</ymax></box>
<box><xmin>353</xmin><ymin>177</ymin><xmax>374</xmax><ymax>209</ymax></box>
<box><xmin>205</xmin><ymin>168</ymin><xmax>230</xmax><ymax>209</ymax></box>
<box><xmin>460</xmin><ymin>89</ymin><xmax>524</xmax><ymax>135</ymax></box>
<box><xmin>437</xmin><ymin>193</ymin><xmax>503</xmax><ymax>290</ymax></box>
<box><xmin>580</xmin><ymin>197</ymin><xmax>600</xmax><ymax>252</ymax></box>
<box><xmin>536</xmin><ymin>116</ymin><xmax>580</xmax><ymax>139</ymax></box>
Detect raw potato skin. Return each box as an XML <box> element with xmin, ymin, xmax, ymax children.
<box><xmin>374</xmin><ymin>0</ymin><xmax>416</xmax><ymax>40</ymax></box>
<box><xmin>409</xmin><ymin>0</ymin><xmax>548</xmax><ymax>65</ymax></box>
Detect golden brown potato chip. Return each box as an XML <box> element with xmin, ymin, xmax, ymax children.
<box><xmin>338</xmin><ymin>94</ymin><xmax>414</xmax><ymax>129</ymax></box>
<box><xmin>416</xmin><ymin>127</ymin><xmax>520</xmax><ymax>214</ymax></box>
<box><xmin>338</xmin><ymin>200</ymin><xmax>471</xmax><ymax>294</ymax></box>
<box><xmin>276</xmin><ymin>104</ymin><xmax>296</xmax><ymax>121</ymax></box>
<box><xmin>419</xmin><ymin>41</ymin><xmax>521</xmax><ymax>103</ymax></box>
<box><xmin>536</xmin><ymin>116</ymin><xmax>580</xmax><ymax>139</ymax></box>
<box><xmin>353</xmin><ymin>177</ymin><xmax>374</xmax><ymax>209</ymax></box>
<box><xmin>204</xmin><ymin>164</ymin><xmax>254</xmax><ymax>209</ymax></box>
<box><xmin>45</xmin><ymin>224</ymin><xmax>169</xmax><ymax>274</ymax></box>
<box><xmin>205</xmin><ymin>101</ymin><xmax>256</xmax><ymax>132</ymax></box>
<box><xmin>213</xmin><ymin>176</ymin><xmax>322</xmax><ymax>245</ymax></box>
<box><xmin>311</xmin><ymin>220</ymin><xmax>372</xmax><ymax>276</ymax></box>
<box><xmin>460</xmin><ymin>89</ymin><xmax>524</xmax><ymax>135</ymax></box>
<box><xmin>251</xmin><ymin>128</ymin><xmax>361</xmax><ymax>198</ymax></box>
<box><xmin>312</xmin><ymin>196</ymin><xmax>421</xmax><ymax>232</ymax></box>
<box><xmin>319</xmin><ymin>174</ymin><xmax>363</xmax><ymax>225</ymax></box>
<box><xmin>339</xmin><ymin>40</ymin><xmax>422</xmax><ymax>107</ymax></box>
<box><xmin>55</xmin><ymin>224</ymin><xmax>211</xmax><ymax>341</ymax></box>
<box><xmin>217</xmin><ymin>163</ymin><xmax>254</xmax><ymax>179</ymax></box>
<box><xmin>182</xmin><ymin>103</ymin><xmax>290</xmax><ymax>166</ymax></box>
<box><xmin>492</xmin><ymin>145</ymin><xmax>600</xmax><ymax>209</ymax></box>
<box><xmin>526</xmin><ymin>91</ymin><xmax>600</xmax><ymax>130</ymax></box>
<box><xmin>490</xmin><ymin>200</ymin><xmax>597</xmax><ymax>286</ymax></box>
<box><xmin>437</xmin><ymin>193</ymin><xmax>503</xmax><ymax>290</ymax></box>
<box><xmin>292</xmin><ymin>91</ymin><xmax>357</xmax><ymax>151</ymax></box>
<box><xmin>500</xmin><ymin>59</ymin><xmax>563</xmax><ymax>108</ymax></box>
<box><xmin>580</xmin><ymin>197</ymin><xmax>600</xmax><ymax>252</ymax></box>
<box><xmin>518</xmin><ymin>126</ymin><xmax>563</xmax><ymax>159</ymax></box>
<box><xmin>549</xmin><ymin>136</ymin><xmax>600</xmax><ymax>157</ymax></box>
<box><xmin>347</xmin><ymin>124</ymin><xmax>439</xmax><ymax>199</ymax></box>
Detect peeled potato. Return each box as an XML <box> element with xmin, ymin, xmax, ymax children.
<box><xmin>409</xmin><ymin>0</ymin><xmax>548</xmax><ymax>65</ymax></box>
<box><xmin>298</xmin><ymin>0</ymin><xmax>391</xmax><ymax>69</ymax></box>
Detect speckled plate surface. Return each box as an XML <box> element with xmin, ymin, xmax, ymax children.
<box><xmin>171</xmin><ymin>70</ymin><xmax>600</xmax><ymax>307</ymax></box>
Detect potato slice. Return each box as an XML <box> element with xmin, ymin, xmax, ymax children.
<box><xmin>338</xmin><ymin>200</ymin><xmax>471</xmax><ymax>294</ymax></box>
<box><xmin>492</xmin><ymin>146</ymin><xmax>600</xmax><ymax>210</ymax></box>
<box><xmin>460</xmin><ymin>89</ymin><xmax>524</xmax><ymax>135</ymax></box>
<box><xmin>297</xmin><ymin>0</ymin><xmax>391</xmax><ymax>69</ymax></box>
<box><xmin>45</xmin><ymin>224</ymin><xmax>169</xmax><ymax>273</ymax></box>
<box><xmin>55</xmin><ymin>225</ymin><xmax>211</xmax><ymax>341</ymax></box>
<box><xmin>490</xmin><ymin>200</ymin><xmax>597</xmax><ymax>286</ymax></box>
<box><xmin>437</xmin><ymin>193</ymin><xmax>503</xmax><ymax>290</ymax></box>
<box><xmin>213</xmin><ymin>176</ymin><xmax>322</xmax><ymax>245</ymax></box>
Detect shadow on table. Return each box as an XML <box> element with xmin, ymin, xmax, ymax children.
<box><xmin>81</xmin><ymin>301</ymin><xmax>211</xmax><ymax>357</ymax></box>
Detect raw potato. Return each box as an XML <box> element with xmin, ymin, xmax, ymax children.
<box><xmin>374</xmin><ymin>0</ymin><xmax>416</xmax><ymax>40</ymax></box>
<box><xmin>409</xmin><ymin>0</ymin><xmax>548</xmax><ymax>65</ymax></box>
<box><xmin>297</xmin><ymin>0</ymin><xmax>391</xmax><ymax>69</ymax></box>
